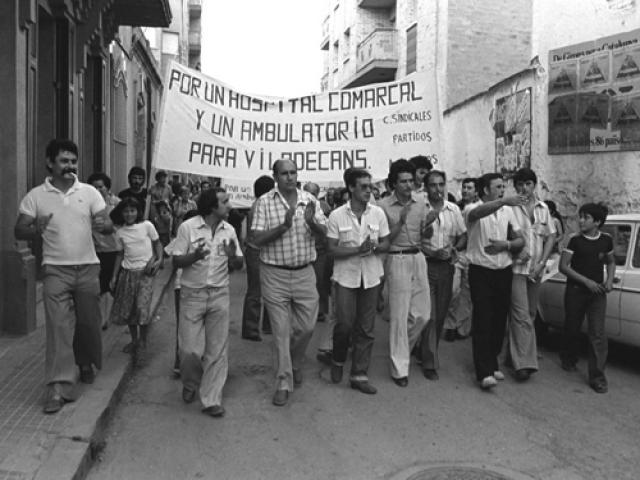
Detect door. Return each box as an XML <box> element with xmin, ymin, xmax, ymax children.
<box><xmin>600</xmin><ymin>222</ymin><xmax>632</xmax><ymax>338</ymax></box>
<box><xmin>620</xmin><ymin>222</ymin><xmax>640</xmax><ymax>347</ymax></box>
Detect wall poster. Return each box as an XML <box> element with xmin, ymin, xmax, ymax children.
<box><xmin>494</xmin><ymin>88</ymin><xmax>531</xmax><ymax>177</ymax></box>
<box><xmin>548</xmin><ymin>28</ymin><xmax>640</xmax><ymax>154</ymax></box>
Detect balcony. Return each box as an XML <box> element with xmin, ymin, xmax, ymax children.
<box><xmin>344</xmin><ymin>28</ymin><xmax>397</xmax><ymax>88</ymax></box>
<box><xmin>189</xmin><ymin>0</ymin><xmax>202</xmax><ymax>18</ymax></box>
<box><xmin>358</xmin><ymin>0</ymin><xmax>396</xmax><ymax>8</ymax></box>
<box><xmin>189</xmin><ymin>30</ymin><xmax>201</xmax><ymax>52</ymax></box>
<box><xmin>321</xmin><ymin>73</ymin><xmax>329</xmax><ymax>92</ymax></box>
<box><xmin>320</xmin><ymin>16</ymin><xmax>330</xmax><ymax>50</ymax></box>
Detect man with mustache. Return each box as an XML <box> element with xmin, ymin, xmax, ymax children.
<box><xmin>418</xmin><ymin>170</ymin><xmax>467</xmax><ymax>380</ymax></box>
<box><xmin>15</xmin><ymin>139</ymin><xmax>113</xmax><ymax>413</ymax></box>
<box><xmin>119</xmin><ymin>166</ymin><xmax>148</xmax><ymax>215</ymax></box>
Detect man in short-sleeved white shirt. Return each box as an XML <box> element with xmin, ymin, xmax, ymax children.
<box><xmin>15</xmin><ymin>139</ymin><xmax>112</xmax><ymax>414</ymax></box>
<box><xmin>326</xmin><ymin>169</ymin><xmax>390</xmax><ymax>395</ymax></box>
<box><xmin>172</xmin><ymin>188</ymin><xmax>243</xmax><ymax>418</ymax></box>
<box><xmin>465</xmin><ymin>173</ymin><xmax>525</xmax><ymax>390</ymax></box>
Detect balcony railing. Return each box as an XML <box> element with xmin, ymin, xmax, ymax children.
<box><xmin>188</xmin><ymin>30</ymin><xmax>201</xmax><ymax>51</ymax></box>
<box><xmin>358</xmin><ymin>0</ymin><xmax>396</xmax><ymax>8</ymax></box>
<box><xmin>356</xmin><ymin>28</ymin><xmax>397</xmax><ymax>72</ymax></box>
<box><xmin>188</xmin><ymin>0</ymin><xmax>202</xmax><ymax>14</ymax></box>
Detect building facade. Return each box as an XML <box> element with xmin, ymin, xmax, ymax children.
<box><xmin>0</xmin><ymin>0</ymin><xmax>171</xmax><ymax>334</ymax></box>
<box><xmin>319</xmin><ymin>0</ymin><xmax>532</xmax><ymax>109</ymax></box>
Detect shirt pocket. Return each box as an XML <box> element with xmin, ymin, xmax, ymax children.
<box><xmin>338</xmin><ymin>226</ymin><xmax>356</xmax><ymax>246</ymax></box>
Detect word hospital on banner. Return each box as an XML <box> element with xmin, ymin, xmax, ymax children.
<box><xmin>154</xmin><ymin>61</ymin><xmax>441</xmax><ymax>182</ymax></box>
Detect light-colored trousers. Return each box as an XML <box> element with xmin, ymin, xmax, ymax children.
<box><xmin>385</xmin><ymin>253</ymin><xmax>430</xmax><ymax>379</ymax></box>
<box><xmin>508</xmin><ymin>274</ymin><xmax>540</xmax><ymax>371</ymax></box>
<box><xmin>179</xmin><ymin>286</ymin><xmax>229</xmax><ymax>408</ymax></box>
<box><xmin>260</xmin><ymin>264</ymin><xmax>318</xmax><ymax>392</ymax></box>
<box><xmin>444</xmin><ymin>266</ymin><xmax>472</xmax><ymax>337</ymax></box>
<box><xmin>43</xmin><ymin>264</ymin><xmax>102</xmax><ymax>391</ymax></box>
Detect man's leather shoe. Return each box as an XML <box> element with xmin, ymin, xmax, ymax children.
<box><xmin>79</xmin><ymin>365</ymin><xmax>95</xmax><ymax>384</ymax></box>
<box><xmin>330</xmin><ymin>364</ymin><xmax>343</xmax><ymax>384</ymax></box>
<box><xmin>43</xmin><ymin>394</ymin><xmax>65</xmax><ymax>414</ymax></box>
<box><xmin>392</xmin><ymin>376</ymin><xmax>408</xmax><ymax>387</ymax></box>
<box><xmin>316</xmin><ymin>350</ymin><xmax>332</xmax><ymax>366</ymax></box>
<box><xmin>423</xmin><ymin>369</ymin><xmax>439</xmax><ymax>381</ymax></box>
<box><xmin>515</xmin><ymin>369</ymin><xmax>532</xmax><ymax>382</ymax></box>
<box><xmin>350</xmin><ymin>380</ymin><xmax>377</xmax><ymax>394</ymax></box>
<box><xmin>202</xmin><ymin>405</ymin><xmax>225</xmax><ymax>417</ymax></box>
<box><xmin>293</xmin><ymin>368</ymin><xmax>303</xmax><ymax>387</ymax></box>
<box><xmin>443</xmin><ymin>329</ymin><xmax>456</xmax><ymax>342</ymax></box>
<box><xmin>182</xmin><ymin>387</ymin><xmax>196</xmax><ymax>404</ymax></box>
<box><xmin>272</xmin><ymin>389</ymin><xmax>289</xmax><ymax>406</ymax></box>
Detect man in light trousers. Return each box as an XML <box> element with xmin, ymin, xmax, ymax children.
<box><xmin>252</xmin><ymin>159</ymin><xmax>327</xmax><ymax>406</ymax></box>
<box><xmin>379</xmin><ymin>159</ymin><xmax>437</xmax><ymax>387</ymax></box>
<box><xmin>172</xmin><ymin>188</ymin><xmax>243</xmax><ymax>418</ymax></box>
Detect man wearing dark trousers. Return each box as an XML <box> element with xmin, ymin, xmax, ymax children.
<box><xmin>241</xmin><ymin>175</ymin><xmax>274</xmax><ymax>341</ymax></box>
<box><xmin>466</xmin><ymin>173</ymin><xmax>524</xmax><ymax>390</ymax></box>
<box><xmin>327</xmin><ymin>169</ymin><xmax>390</xmax><ymax>394</ymax></box>
<box><xmin>419</xmin><ymin>170</ymin><xmax>466</xmax><ymax>380</ymax></box>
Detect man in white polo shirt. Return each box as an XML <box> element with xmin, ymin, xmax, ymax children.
<box><xmin>172</xmin><ymin>188</ymin><xmax>243</xmax><ymax>418</ymax></box>
<box><xmin>15</xmin><ymin>139</ymin><xmax>112</xmax><ymax>414</ymax></box>
<box><xmin>327</xmin><ymin>168</ymin><xmax>390</xmax><ymax>395</ymax></box>
<box><xmin>466</xmin><ymin>173</ymin><xmax>524</xmax><ymax>390</ymax></box>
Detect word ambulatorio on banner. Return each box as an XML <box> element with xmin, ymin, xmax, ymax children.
<box><xmin>154</xmin><ymin>61</ymin><xmax>441</xmax><ymax>182</ymax></box>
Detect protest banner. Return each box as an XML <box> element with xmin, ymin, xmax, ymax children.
<box><xmin>154</xmin><ymin>61</ymin><xmax>441</xmax><ymax>182</ymax></box>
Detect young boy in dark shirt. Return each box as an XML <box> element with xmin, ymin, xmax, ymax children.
<box><xmin>559</xmin><ymin>203</ymin><xmax>615</xmax><ymax>393</ymax></box>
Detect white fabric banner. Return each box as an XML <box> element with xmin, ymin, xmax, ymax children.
<box><xmin>155</xmin><ymin>61</ymin><xmax>441</xmax><ymax>182</ymax></box>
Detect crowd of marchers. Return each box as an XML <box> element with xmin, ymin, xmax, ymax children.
<box><xmin>15</xmin><ymin>139</ymin><xmax>616</xmax><ymax>418</ymax></box>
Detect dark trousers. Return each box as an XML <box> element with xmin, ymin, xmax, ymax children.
<box><xmin>241</xmin><ymin>246</ymin><xmax>270</xmax><ymax>337</ymax></box>
<box><xmin>468</xmin><ymin>264</ymin><xmax>512</xmax><ymax>381</ymax></box>
<box><xmin>313</xmin><ymin>249</ymin><xmax>333</xmax><ymax>320</ymax></box>
<box><xmin>332</xmin><ymin>283</ymin><xmax>379</xmax><ymax>379</ymax></box>
<box><xmin>420</xmin><ymin>259</ymin><xmax>455</xmax><ymax>370</ymax></box>
<box><xmin>560</xmin><ymin>284</ymin><xmax>608</xmax><ymax>382</ymax></box>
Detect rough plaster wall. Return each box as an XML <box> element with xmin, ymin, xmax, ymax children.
<box><xmin>446</xmin><ymin>0</ymin><xmax>532</xmax><ymax>109</ymax></box>
<box><xmin>532</xmin><ymin>0</ymin><xmax>640</xmax><ymax>221</ymax></box>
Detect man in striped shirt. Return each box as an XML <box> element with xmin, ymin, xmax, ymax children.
<box><xmin>508</xmin><ymin>168</ymin><xmax>556</xmax><ymax>382</ymax></box>
<box><xmin>251</xmin><ymin>159</ymin><xmax>327</xmax><ymax>406</ymax></box>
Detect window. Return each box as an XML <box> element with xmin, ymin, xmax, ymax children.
<box><xmin>601</xmin><ymin>223</ymin><xmax>632</xmax><ymax>266</ymax></box>
<box><xmin>633</xmin><ymin>226</ymin><xmax>640</xmax><ymax>268</ymax></box>
<box><xmin>406</xmin><ymin>24</ymin><xmax>417</xmax><ymax>74</ymax></box>
<box><xmin>162</xmin><ymin>31</ymin><xmax>179</xmax><ymax>55</ymax></box>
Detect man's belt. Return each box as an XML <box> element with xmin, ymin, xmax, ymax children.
<box><xmin>265</xmin><ymin>262</ymin><xmax>311</xmax><ymax>271</ymax></box>
<box><xmin>388</xmin><ymin>248</ymin><xmax>420</xmax><ymax>255</ymax></box>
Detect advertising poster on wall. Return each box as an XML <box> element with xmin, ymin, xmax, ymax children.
<box><xmin>548</xmin><ymin>28</ymin><xmax>640</xmax><ymax>154</ymax></box>
<box><xmin>494</xmin><ymin>88</ymin><xmax>531</xmax><ymax>177</ymax></box>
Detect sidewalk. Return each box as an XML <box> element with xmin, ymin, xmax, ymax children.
<box><xmin>0</xmin><ymin>266</ymin><xmax>174</xmax><ymax>480</ymax></box>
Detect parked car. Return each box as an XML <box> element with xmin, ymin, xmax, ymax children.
<box><xmin>538</xmin><ymin>213</ymin><xmax>640</xmax><ymax>347</ymax></box>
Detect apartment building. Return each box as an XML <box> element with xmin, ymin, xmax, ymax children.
<box><xmin>320</xmin><ymin>0</ymin><xmax>532</xmax><ymax>109</ymax></box>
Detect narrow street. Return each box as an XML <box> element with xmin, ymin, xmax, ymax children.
<box><xmin>87</xmin><ymin>270</ymin><xmax>640</xmax><ymax>480</ymax></box>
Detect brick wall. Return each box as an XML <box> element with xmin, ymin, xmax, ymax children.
<box><xmin>446</xmin><ymin>0</ymin><xmax>532</xmax><ymax>108</ymax></box>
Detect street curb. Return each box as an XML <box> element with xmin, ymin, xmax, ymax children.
<box><xmin>33</xmin><ymin>268</ymin><xmax>174</xmax><ymax>480</ymax></box>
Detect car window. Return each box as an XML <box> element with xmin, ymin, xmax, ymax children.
<box><xmin>633</xmin><ymin>227</ymin><xmax>640</xmax><ymax>268</ymax></box>
<box><xmin>601</xmin><ymin>223</ymin><xmax>632</xmax><ymax>266</ymax></box>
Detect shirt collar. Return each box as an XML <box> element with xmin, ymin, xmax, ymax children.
<box><xmin>390</xmin><ymin>191</ymin><xmax>417</xmax><ymax>205</ymax></box>
<box><xmin>346</xmin><ymin>200</ymin><xmax>371</xmax><ymax>215</ymax></box>
<box><xmin>44</xmin><ymin>175</ymin><xmax>80</xmax><ymax>194</ymax></box>
<box><xmin>427</xmin><ymin>199</ymin><xmax>456</xmax><ymax>211</ymax></box>
<box><xmin>194</xmin><ymin>216</ymin><xmax>227</xmax><ymax>232</ymax></box>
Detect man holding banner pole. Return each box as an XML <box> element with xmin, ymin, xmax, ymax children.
<box><xmin>251</xmin><ymin>159</ymin><xmax>327</xmax><ymax>407</ymax></box>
